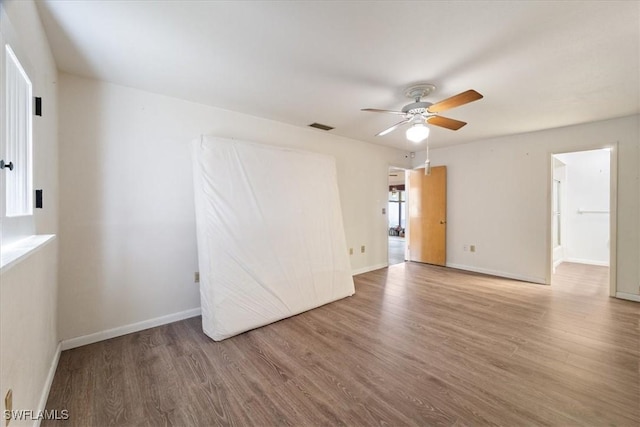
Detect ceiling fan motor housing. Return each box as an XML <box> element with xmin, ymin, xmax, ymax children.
<box><xmin>401</xmin><ymin>101</ymin><xmax>433</xmax><ymax>115</ymax></box>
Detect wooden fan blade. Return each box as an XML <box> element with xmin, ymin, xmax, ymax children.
<box><xmin>362</xmin><ymin>108</ymin><xmax>406</xmax><ymax>115</ymax></box>
<box><xmin>377</xmin><ymin>118</ymin><xmax>411</xmax><ymax>136</ymax></box>
<box><xmin>427</xmin><ymin>115</ymin><xmax>467</xmax><ymax>131</ymax></box>
<box><xmin>427</xmin><ymin>89</ymin><xmax>483</xmax><ymax>113</ymax></box>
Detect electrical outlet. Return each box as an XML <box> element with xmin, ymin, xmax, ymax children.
<box><xmin>349</xmin><ymin>248</ymin><xmax>353</xmax><ymax>255</ymax></box>
<box><xmin>470</xmin><ymin>245</ymin><xmax>476</xmax><ymax>253</ymax></box>
<box><xmin>5</xmin><ymin>389</ymin><xmax>12</xmax><ymax>426</ymax></box>
<box><xmin>361</xmin><ymin>245</ymin><xmax>365</xmax><ymax>253</ymax></box>
<box><xmin>194</xmin><ymin>272</ymin><xmax>200</xmax><ymax>283</ymax></box>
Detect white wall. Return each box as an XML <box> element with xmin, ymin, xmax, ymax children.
<box><xmin>58</xmin><ymin>73</ymin><xmax>410</xmax><ymax>342</ymax></box>
<box><xmin>412</xmin><ymin>114</ymin><xmax>639</xmax><ymax>295</ymax></box>
<box><xmin>555</xmin><ymin>150</ymin><xmax>610</xmax><ymax>266</ymax></box>
<box><xmin>0</xmin><ymin>0</ymin><xmax>59</xmax><ymax>423</ymax></box>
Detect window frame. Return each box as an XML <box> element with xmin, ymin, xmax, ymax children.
<box><xmin>1</xmin><ymin>33</ymin><xmax>35</xmax><ymax>246</ymax></box>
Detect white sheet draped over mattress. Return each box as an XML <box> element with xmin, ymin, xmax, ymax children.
<box><xmin>192</xmin><ymin>136</ymin><xmax>355</xmax><ymax>341</ymax></box>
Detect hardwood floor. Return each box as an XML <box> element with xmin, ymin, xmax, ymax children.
<box><xmin>44</xmin><ymin>262</ymin><xmax>639</xmax><ymax>426</ymax></box>
<box><xmin>388</xmin><ymin>235</ymin><xmax>405</xmax><ymax>265</ymax></box>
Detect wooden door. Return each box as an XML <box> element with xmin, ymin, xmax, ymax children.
<box><xmin>408</xmin><ymin>166</ymin><xmax>447</xmax><ymax>266</ymax></box>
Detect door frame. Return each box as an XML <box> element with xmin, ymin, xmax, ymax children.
<box><xmin>387</xmin><ymin>165</ymin><xmax>410</xmax><ymax>266</ymax></box>
<box><xmin>546</xmin><ymin>143</ymin><xmax>617</xmax><ymax>297</ymax></box>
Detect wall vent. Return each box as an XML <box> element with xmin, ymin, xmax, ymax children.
<box><xmin>308</xmin><ymin>122</ymin><xmax>334</xmax><ymax>131</ymax></box>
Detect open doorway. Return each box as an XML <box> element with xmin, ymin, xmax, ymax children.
<box><xmin>388</xmin><ymin>168</ymin><xmax>407</xmax><ymax>265</ymax></box>
<box><xmin>550</xmin><ymin>148</ymin><xmax>615</xmax><ymax>296</ymax></box>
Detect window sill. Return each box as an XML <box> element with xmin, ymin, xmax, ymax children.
<box><xmin>1</xmin><ymin>234</ymin><xmax>56</xmax><ymax>273</ymax></box>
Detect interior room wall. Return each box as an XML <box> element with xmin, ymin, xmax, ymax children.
<box><xmin>58</xmin><ymin>73</ymin><xmax>410</xmax><ymax>343</ymax></box>
<box><xmin>0</xmin><ymin>0</ymin><xmax>59</xmax><ymax>421</ymax></box>
<box><xmin>412</xmin><ymin>114</ymin><xmax>639</xmax><ymax>296</ymax></box>
<box><xmin>555</xmin><ymin>150</ymin><xmax>610</xmax><ymax>266</ymax></box>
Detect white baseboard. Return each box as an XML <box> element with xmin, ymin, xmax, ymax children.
<box><xmin>34</xmin><ymin>342</ymin><xmax>61</xmax><ymax>427</ymax></box>
<box><xmin>615</xmin><ymin>292</ymin><xmax>640</xmax><ymax>302</ymax></box>
<box><xmin>352</xmin><ymin>263</ymin><xmax>389</xmax><ymax>276</ymax></box>
<box><xmin>565</xmin><ymin>258</ymin><xmax>609</xmax><ymax>267</ymax></box>
<box><xmin>61</xmin><ymin>307</ymin><xmax>202</xmax><ymax>351</ymax></box>
<box><xmin>446</xmin><ymin>263</ymin><xmax>546</xmax><ymax>285</ymax></box>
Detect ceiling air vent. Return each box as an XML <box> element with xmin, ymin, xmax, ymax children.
<box><xmin>308</xmin><ymin>122</ymin><xmax>334</xmax><ymax>131</ymax></box>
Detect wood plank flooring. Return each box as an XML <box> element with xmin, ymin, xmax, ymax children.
<box><xmin>44</xmin><ymin>262</ymin><xmax>639</xmax><ymax>426</ymax></box>
<box><xmin>388</xmin><ymin>236</ymin><xmax>405</xmax><ymax>265</ymax></box>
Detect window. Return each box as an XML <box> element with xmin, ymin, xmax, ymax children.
<box><xmin>4</xmin><ymin>44</ymin><xmax>32</xmax><ymax>216</ymax></box>
<box><xmin>388</xmin><ymin>189</ymin><xmax>406</xmax><ymax>234</ymax></box>
<box><xmin>1</xmin><ymin>41</ymin><xmax>34</xmax><ymax>246</ymax></box>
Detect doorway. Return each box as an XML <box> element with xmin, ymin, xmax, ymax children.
<box><xmin>388</xmin><ymin>168</ymin><xmax>407</xmax><ymax>265</ymax></box>
<box><xmin>549</xmin><ymin>148</ymin><xmax>615</xmax><ymax>296</ymax></box>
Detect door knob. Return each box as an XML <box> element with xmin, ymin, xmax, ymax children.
<box><xmin>440</xmin><ymin>220</ymin><xmax>446</xmax><ymax>224</ymax></box>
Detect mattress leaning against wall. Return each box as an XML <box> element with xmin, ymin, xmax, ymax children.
<box><xmin>191</xmin><ymin>135</ymin><xmax>355</xmax><ymax>341</ymax></box>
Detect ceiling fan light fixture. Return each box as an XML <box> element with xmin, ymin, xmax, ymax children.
<box><xmin>406</xmin><ymin>122</ymin><xmax>430</xmax><ymax>143</ymax></box>
<box><xmin>362</xmin><ymin>85</ymin><xmax>483</xmax><ymax>138</ymax></box>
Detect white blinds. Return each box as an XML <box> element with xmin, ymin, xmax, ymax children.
<box><xmin>5</xmin><ymin>44</ymin><xmax>32</xmax><ymax>217</ymax></box>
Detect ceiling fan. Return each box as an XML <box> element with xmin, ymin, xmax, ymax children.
<box><xmin>362</xmin><ymin>84</ymin><xmax>483</xmax><ymax>142</ymax></box>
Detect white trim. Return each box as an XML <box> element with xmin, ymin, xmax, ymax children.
<box><xmin>545</xmin><ymin>153</ymin><xmax>554</xmax><ymax>285</ymax></box>
<box><xmin>446</xmin><ymin>263</ymin><xmax>546</xmax><ymax>285</ymax></box>
<box><xmin>34</xmin><ymin>342</ymin><xmax>61</xmax><ymax>427</ymax></box>
<box><xmin>615</xmin><ymin>292</ymin><xmax>640</xmax><ymax>302</ymax></box>
<box><xmin>608</xmin><ymin>143</ymin><xmax>618</xmax><ymax>297</ymax></box>
<box><xmin>61</xmin><ymin>308</ymin><xmax>201</xmax><ymax>350</ymax></box>
<box><xmin>564</xmin><ymin>257</ymin><xmax>609</xmax><ymax>267</ymax></box>
<box><xmin>352</xmin><ymin>263</ymin><xmax>389</xmax><ymax>276</ymax></box>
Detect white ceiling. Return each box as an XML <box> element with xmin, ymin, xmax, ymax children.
<box><xmin>36</xmin><ymin>0</ymin><xmax>639</xmax><ymax>150</ymax></box>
